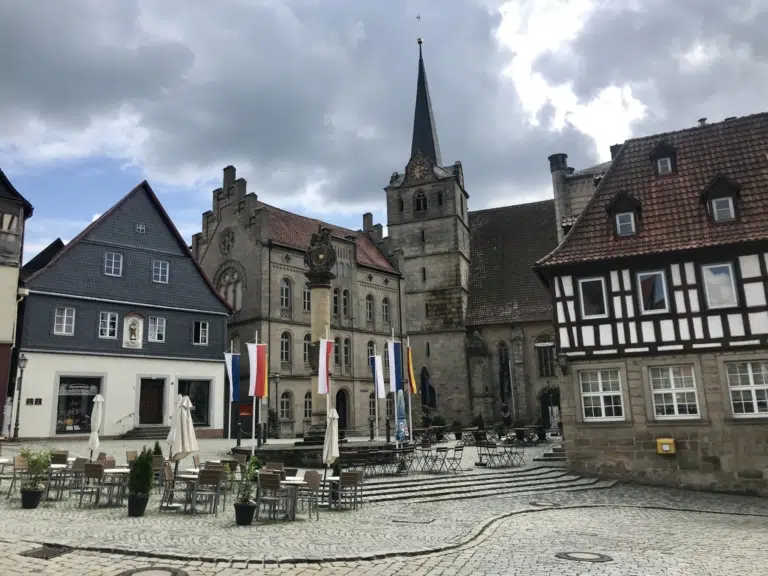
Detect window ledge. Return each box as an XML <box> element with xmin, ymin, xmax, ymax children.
<box><xmin>646</xmin><ymin>419</ymin><xmax>710</xmax><ymax>427</ymax></box>
<box><xmin>725</xmin><ymin>417</ymin><xmax>768</xmax><ymax>425</ymax></box>
<box><xmin>575</xmin><ymin>420</ymin><xmax>633</xmax><ymax>429</ymax></box>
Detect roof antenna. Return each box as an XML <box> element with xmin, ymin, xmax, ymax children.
<box><xmin>698</xmin><ymin>117</ymin><xmax>707</xmax><ymax>126</ymax></box>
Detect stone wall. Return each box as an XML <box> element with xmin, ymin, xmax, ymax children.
<box><xmin>562</xmin><ymin>350</ymin><xmax>768</xmax><ymax>496</ymax></box>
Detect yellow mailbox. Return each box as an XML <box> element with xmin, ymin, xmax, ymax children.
<box><xmin>656</xmin><ymin>438</ymin><xmax>676</xmax><ymax>455</ymax></box>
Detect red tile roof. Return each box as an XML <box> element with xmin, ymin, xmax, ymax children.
<box><xmin>259</xmin><ymin>202</ymin><xmax>396</xmax><ymax>273</ymax></box>
<box><xmin>538</xmin><ymin>113</ymin><xmax>768</xmax><ymax>267</ymax></box>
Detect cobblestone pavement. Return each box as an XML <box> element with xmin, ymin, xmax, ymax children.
<box><xmin>0</xmin><ymin>487</ymin><xmax>766</xmax><ymax>575</ymax></box>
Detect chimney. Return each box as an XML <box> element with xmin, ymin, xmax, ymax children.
<box><xmin>370</xmin><ymin>224</ymin><xmax>383</xmax><ymax>244</ymax></box>
<box><xmin>548</xmin><ymin>153</ymin><xmax>569</xmax><ymax>244</ymax></box>
<box><xmin>223</xmin><ymin>165</ymin><xmax>236</xmax><ymax>192</ymax></box>
<box><xmin>566</xmin><ymin>167</ymin><xmax>575</xmax><ymax>175</ymax></box>
<box><xmin>363</xmin><ymin>212</ymin><xmax>373</xmax><ymax>232</ymax></box>
<box><xmin>610</xmin><ymin>144</ymin><xmax>622</xmax><ymax>159</ymax></box>
<box><xmin>698</xmin><ymin>117</ymin><xmax>707</xmax><ymax>126</ymax></box>
<box><xmin>547</xmin><ymin>153</ymin><xmax>568</xmax><ymax>173</ymax></box>
<box><xmin>234</xmin><ymin>178</ymin><xmax>246</xmax><ymax>203</ymax></box>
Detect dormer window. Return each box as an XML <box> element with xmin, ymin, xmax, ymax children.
<box><xmin>711</xmin><ymin>197</ymin><xmax>735</xmax><ymax>222</ymax></box>
<box><xmin>615</xmin><ymin>212</ymin><xmax>635</xmax><ymax>236</ymax></box>
<box><xmin>649</xmin><ymin>141</ymin><xmax>677</xmax><ymax>176</ymax></box>
<box><xmin>701</xmin><ymin>174</ymin><xmax>741</xmax><ymax>224</ymax></box>
<box><xmin>606</xmin><ymin>191</ymin><xmax>641</xmax><ymax>238</ymax></box>
<box><xmin>656</xmin><ymin>157</ymin><xmax>672</xmax><ymax>175</ymax></box>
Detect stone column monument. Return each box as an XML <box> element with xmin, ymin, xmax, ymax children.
<box><xmin>304</xmin><ymin>226</ymin><xmax>337</xmax><ymax>424</ymax></box>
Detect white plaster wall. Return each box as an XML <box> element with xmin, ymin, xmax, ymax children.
<box><xmin>0</xmin><ymin>266</ymin><xmax>20</xmax><ymax>343</ymax></box>
<box><xmin>11</xmin><ymin>352</ymin><xmax>224</xmax><ymax>438</ymax></box>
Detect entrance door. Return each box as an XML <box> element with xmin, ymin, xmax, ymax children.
<box><xmin>335</xmin><ymin>389</ymin><xmax>348</xmax><ymax>432</ymax></box>
<box><xmin>139</xmin><ymin>378</ymin><xmax>165</xmax><ymax>424</ymax></box>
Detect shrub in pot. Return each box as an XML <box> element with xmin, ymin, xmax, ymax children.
<box><xmin>153</xmin><ymin>441</ymin><xmax>163</xmax><ymax>457</ymax></box>
<box><xmin>19</xmin><ymin>448</ymin><xmax>51</xmax><ymax>509</ymax></box>
<box><xmin>452</xmin><ymin>420</ymin><xmax>463</xmax><ymax>441</ymax></box>
<box><xmin>432</xmin><ymin>414</ymin><xmax>446</xmax><ymax>441</ymax></box>
<box><xmin>127</xmin><ymin>447</ymin><xmax>153</xmax><ymax>517</ymax></box>
<box><xmin>234</xmin><ymin>456</ymin><xmax>261</xmax><ymax>526</ymax></box>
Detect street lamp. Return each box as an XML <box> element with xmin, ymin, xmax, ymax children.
<box><xmin>12</xmin><ymin>354</ymin><xmax>28</xmax><ymax>440</ymax></box>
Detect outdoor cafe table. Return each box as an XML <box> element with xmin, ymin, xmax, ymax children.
<box><xmin>103</xmin><ymin>468</ymin><xmax>130</xmax><ymax>505</ymax></box>
<box><xmin>282</xmin><ymin>476</ymin><xmax>306</xmax><ymax>521</ymax></box>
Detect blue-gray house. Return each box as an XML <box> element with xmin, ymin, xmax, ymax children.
<box><xmin>13</xmin><ymin>181</ymin><xmax>232</xmax><ymax>439</ymax></box>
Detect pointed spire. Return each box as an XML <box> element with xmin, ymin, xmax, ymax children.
<box><xmin>411</xmin><ymin>37</ymin><xmax>442</xmax><ymax>166</ymax></box>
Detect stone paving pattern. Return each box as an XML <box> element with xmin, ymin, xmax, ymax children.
<box><xmin>2</xmin><ymin>438</ymin><xmax>767</xmax><ymax>574</ymax></box>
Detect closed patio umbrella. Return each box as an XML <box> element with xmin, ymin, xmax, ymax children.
<box><xmin>322</xmin><ymin>408</ymin><xmax>339</xmax><ymax>466</ymax></box>
<box><xmin>169</xmin><ymin>396</ymin><xmax>199</xmax><ymax>464</ymax></box>
<box><xmin>88</xmin><ymin>395</ymin><xmax>104</xmax><ymax>461</ymax></box>
<box><xmin>166</xmin><ymin>394</ymin><xmax>183</xmax><ymax>459</ymax></box>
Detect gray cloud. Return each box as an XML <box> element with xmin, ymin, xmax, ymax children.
<box><xmin>533</xmin><ymin>0</ymin><xmax>768</xmax><ymax>136</ymax></box>
<box><xmin>3</xmin><ymin>0</ymin><xmax>763</xmax><ymax>218</ymax></box>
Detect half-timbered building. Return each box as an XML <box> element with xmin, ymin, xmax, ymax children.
<box><xmin>535</xmin><ymin>113</ymin><xmax>768</xmax><ymax>495</ymax></box>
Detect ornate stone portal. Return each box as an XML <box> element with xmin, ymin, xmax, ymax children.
<box><xmin>304</xmin><ymin>226</ymin><xmax>337</xmax><ymax>423</ymax></box>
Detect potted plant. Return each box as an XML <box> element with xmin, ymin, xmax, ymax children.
<box><xmin>421</xmin><ymin>406</ymin><xmax>432</xmax><ymax>428</ymax></box>
<box><xmin>18</xmin><ymin>448</ymin><xmax>50</xmax><ymax>509</ymax></box>
<box><xmin>535</xmin><ymin>418</ymin><xmax>547</xmax><ymax>442</ymax></box>
<box><xmin>432</xmin><ymin>414</ymin><xmax>446</xmax><ymax>441</ymax></box>
<box><xmin>127</xmin><ymin>447</ymin><xmax>153</xmax><ymax>517</ymax></box>
<box><xmin>153</xmin><ymin>441</ymin><xmax>163</xmax><ymax>457</ymax></box>
<box><xmin>452</xmin><ymin>420</ymin><xmax>463</xmax><ymax>441</ymax></box>
<box><xmin>234</xmin><ymin>456</ymin><xmax>261</xmax><ymax>526</ymax></box>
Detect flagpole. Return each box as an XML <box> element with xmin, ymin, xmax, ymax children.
<box><xmin>373</xmin><ymin>342</ymin><xmax>379</xmax><ymax>442</ymax></box>
<box><xmin>325</xmin><ymin>324</ymin><xmax>331</xmax><ymax>419</ymax></box>
<box><xmin>252</xmin><ymin>331</ymin><xmax>257</xmax><ymax>456</ymax></box>
<box><xmin>391</xmin><ymin>327</ymin><xmax>399</xmax><ymax>449</ymax></box>
<box><xmin>228</xmin><ymin>340</ymin><xmax>233</xmax><ymax>441</ymax></box>
<box><xmin>407</xmin><ymin>336</ymin><xmax>414</xmax><ymax>443</ymax></box>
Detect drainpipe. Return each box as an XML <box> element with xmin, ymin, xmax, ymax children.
<box><xmin>267</xmin><ymin>242</ymin><xmax>272</xmax><ymax>423</ymax></box>
<box><xmin>509</xmin><ymin>332</ymin><xmax>518</xmax><ymax>422</ymax></box>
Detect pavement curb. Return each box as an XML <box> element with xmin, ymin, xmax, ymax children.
<box><xmin>22</xmin><ymin>501</ymin><xmax>768</xmax><ymax>566</ymax></box>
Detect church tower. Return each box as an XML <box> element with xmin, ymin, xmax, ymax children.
<box><xmin>384</xmin><ymin>39</ymin><xmax>471</xmax><ymax>424</ymax></box>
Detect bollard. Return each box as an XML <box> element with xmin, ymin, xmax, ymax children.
<box><xmin>369</xmin><ymin>417</ymin><xmax>374</xmax><ymax>441</ymax></box>
<box><xmin>386</xmin><ymin>419</ymin><xmax>391</xmax><ymax>444</ymax></box>
<box><xmin>236</xmin><ymin>422</ymin><xmax>243</xmax><ymax>448</ymax></box>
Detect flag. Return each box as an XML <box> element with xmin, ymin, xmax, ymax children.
<box><xmin>247</xmin><ymin>343</ymin><xmax>269</xmax><ymax>398</ymax></box>
<box><xmin>318</xmin><ymin>338</ymin><xmax>333</xmax><ymax>394</ymax></box>
<box><xmin>406</xmin><ymin>346</ymin><xmax>417</xmax><ymax>395</ymax></box>
<box><xmin>387</xmin><ymin>340</ymin><xmax>403</xmax><ymax>394</ymax></box>
<box><xmin>224</xmin><ymin>352</ymin><xmax>240</xmax><ymax>402</ymax></box>
<box><xmin>370</xmin><ymin>354</ymin><xmax>386</xmax><ymax>399</ymax></box>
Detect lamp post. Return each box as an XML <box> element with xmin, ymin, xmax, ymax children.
<box><xmin>269</xmin><ymin>372</ymin><xmax>280</xmax><ymax>440</ymax></box>
<box><xmin>556</xmin><ymin>351</ymin><xmax>569</xmax><ymax>376</ymax></box>
<box><xmin>12</xmin><ymin>354</ymin><xmax>28</xmax><ymax>440</ymax></box>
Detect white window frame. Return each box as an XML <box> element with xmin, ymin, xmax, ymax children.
<box><xmin>280</xmin><ymin>332</ymin><xmax>291</xmax><ymax>363</ymax></box>
<box><xmin>104</xmin><ymin>252</ymin><xmax>123</xmax><ymax>277</ymax></box>
<box><xmin>615</xmin><ymin>212</ymin><xmax>635</xmax><ymax>236</ymax></box>
<box><xmin>579</xmin><ymin>369</ymin><xmax>625</xmax><ymax>422</ymax></box>
<box><xmin>54</xmin><ymin>307</ymin><xmax>76</xmax><ymax>336</ymax></box>
<box><xmin>135</xmin><ymin>223</ymin><xmax>146</xmax><ymax>233</ymax></box>
<box><xmin>343</xmin><ymin>338</ymin><xmax>351</xmax><ymax>367</ymax></box>
<box><xmin>280</xmin><ymin>391</ymin><xmax>293</xmax><ymax>420</ymax></box>
<box><xmin>152</xmin><ymin>260</ymin><xmax>169</xmax><ymax>284</ymax></box>
<box><xmin>98</xmin><ymin>311</ymin><xmax>118</xmax><ymax>339</ymax></box>
<box><xmin>365</xmin><ymin>295</ymin><xmax>374</xmax><ymax>321</ymax></box>
<box><xmin>726</xmin><ymin>361</ymin><xmax>768</xmax><ymax>418</ymax></box>
<box><xmin>342</xmin><ymin>290</ymin><xmax>350</xmax><ymax>317</ymax></box>
<box><xmin>280</xmin><ymin>279</ymin><xmax>291</xmax><ymax>310</ymax></box>
<box><xmin>636</xmin><ymin>270</ymin><xmax>669</xmax><ymax>315</ymax></box>
<box><xmin>657</xmin><ymin>157</ymin><xmax>672</xmax><ymax>175</ymax></box>
<box><xmin>649</xmin><ymin>365</ymin><xmax>700</xmax><ymax>419</ymax></box>
<box><xmin>369</xmin><ymin>393</ymin><xmax>376</xmax><ymax>418</ymax></box>
<box><xmin>303</xmin><ymin>392</ymin><xmax>312</xmax><ymax>420</ymax></box>
<box><xmin>578</xmin><ymin>277</ymin><xmax>609</xmax><ymax>320</ymax></box>
<box><xmin>193</xmin><ymin>321</ymin><xmax>209</xmax><ymax>346</ymax></box>
<box><xmin>382</xmin><ymin>298</ymin><xmax>391</xmax><ymax>323</ymax></box>
<box><xmin>149</xmin><ymin>316</ymin><xmax>166</xmax><ymax>343</ymax></box>
<box><xmin>711</xmin><ymin>197</ymin><xmax>735</xmax><ymax>222</ymax></box>
<box><xmin>302</xmin><ymin>284</ymin><xmax>311</xmax><ymax>313</ymax></box>
<box><xmin>702</xmin><ymin>263</ymin><xmax>738</xmax><ymax>309</ymax></box>
<box><xmin>303</xmin><ymin>334</ymin><xmax>312</xmax><ymax>364</ymax></box>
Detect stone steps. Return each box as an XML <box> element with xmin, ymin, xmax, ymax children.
<box><xmin>533</xmin><ymin>444</ymin><xmax>567</xmax><ymax>464</ymax></box>
<box><xmin>121</xmin><ymin>426</ymin><xmax>171</xmax><ymax>440</ymax></box>
<box><xmin>341</xmin><ymin>466</ymin><xmax>610</xmax><ymax>504</ymax></box>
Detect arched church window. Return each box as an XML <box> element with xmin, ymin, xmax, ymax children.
<box><xmin>498</xmin><ymin>342</ymin><xmax>511</xmax><ymax>404</ymax></box>
<box><xmin>414</xmin><ymin>191</ymin><xmax>428</xmax><ymax>212</ymax></box>
<box><xmin>215</xmin><ymin>264</ymin><xmax>245</xmax><ymax>312</ymax></box>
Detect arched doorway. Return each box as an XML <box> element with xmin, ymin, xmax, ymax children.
<box><xmin>538</xmin><ymin>386</ymin><xmax>561</xmax><ymax>429</ymax></box>
<box><xmin>335</xmin><ymin>389</ymin><xmax>349</xmax><ymax>432</ymax></box>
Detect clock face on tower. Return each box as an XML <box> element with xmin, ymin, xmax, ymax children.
<box><xmin>410</xmin><ymin>159</ymin><xmax>429</xmax><ymax>180</ymax></box>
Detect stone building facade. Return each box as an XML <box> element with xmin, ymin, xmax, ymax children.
<box><xmin>192</xmin><ymin>42</ymin><xmax>609</xmax><ymax>434</ymax></box>
<box><xmin>536</xmin><ymin>113</ymin><xmax>768</xmax><ymax>495</ymax></box>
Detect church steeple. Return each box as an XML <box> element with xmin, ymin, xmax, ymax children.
<box><xmin>411</xmin><ymin>38</ymin><xmax>442</xmax><ymax>166</ymax></box>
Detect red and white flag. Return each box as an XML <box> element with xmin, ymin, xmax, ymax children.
<box><xmin>318</xmin><ymin>338</ymin><xmax>333</xmax><ymax>394</ymax></box>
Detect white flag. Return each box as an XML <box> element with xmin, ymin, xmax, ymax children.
<box><xmin>318</xmin><ymin>338</ymin><xmax>333</xmax><ymax>394</ymax></box>
<box><xmin>387</xmin><ymin>340</ymin><xmax>397</xmax><ymax>394</ymax></box>
<box><xmin>374</xmin><ymin>354</ymin><xmax>386</xmax><ymax>399</ymax></box>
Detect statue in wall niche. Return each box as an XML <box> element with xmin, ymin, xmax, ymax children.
<box><xmin>129</xmin><ymin>319</ymin><xmax>139</xmax><ymax>342</ymax></box>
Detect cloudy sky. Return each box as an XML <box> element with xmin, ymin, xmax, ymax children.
<box><xmin>1</xmin><ymin>0</ymin><xmax>766</xmax><ymax>260</ymax></box>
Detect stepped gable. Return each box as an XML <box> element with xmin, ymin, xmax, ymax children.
<box><xmin>467</xmin><ymin>199</ymin><xmax>558</xmax><ymax>325</ymax></box>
